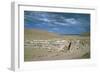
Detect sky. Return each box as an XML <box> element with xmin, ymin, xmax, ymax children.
<box><xmin>24</xmin><ymin>11</ymin><xmax>90</xmax><ymax>35</ymax></box>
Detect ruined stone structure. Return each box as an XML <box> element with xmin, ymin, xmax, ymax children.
<box><xmin>24</xmin><ymin>39</ymin><xmax>89</xmax><ymax>53</ymax></box>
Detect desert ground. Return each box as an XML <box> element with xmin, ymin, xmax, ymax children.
<box><xmin>24</xmin><ymin>29</ymin><xmax>90</xmax><ymax>61</ymax></box>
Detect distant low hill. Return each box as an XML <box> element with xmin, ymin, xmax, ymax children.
<box><xmin>80</xmin><ymin>32</ymin><xmax>90</xmax><ymax>36</ymax></box>
<box><xmin>24</xmin><ymin>28</ymin><xmax>61</xmax><ymax>40</ymax></box>
<box><xmin>24</xmin><ymin>28</ymin><xmax>90</xmax><ymax>40</ymax></box>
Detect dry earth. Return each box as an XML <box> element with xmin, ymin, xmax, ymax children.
<box><xmin>24</xmin><ymin>29</ymin><xmax>90</xmax><ymax>61</ymax></box>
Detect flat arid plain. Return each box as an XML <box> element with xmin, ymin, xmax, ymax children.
<box><xmin>24</xmin><ymin>28</ymin><xmax>90</xmax><ymax>61</ymax></box>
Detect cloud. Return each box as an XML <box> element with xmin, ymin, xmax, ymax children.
<box><xmin>53</xmin><ymin>22</ymin><xmax>68</xmax><ymax>26</ymax></box>
<box><xmin>39</xmin><ymin>18</ymin><xmax>51</xmax><ymax>22</ymax></box>
<box><xmin>64</xmin><ymin>18</ymin><xmax>78</xmax><ymax>24</ymax></box>
<box><xmin>52</xmin><ymin>28</ymin><xmax>59</xmax><ymax>31</ymax></box>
